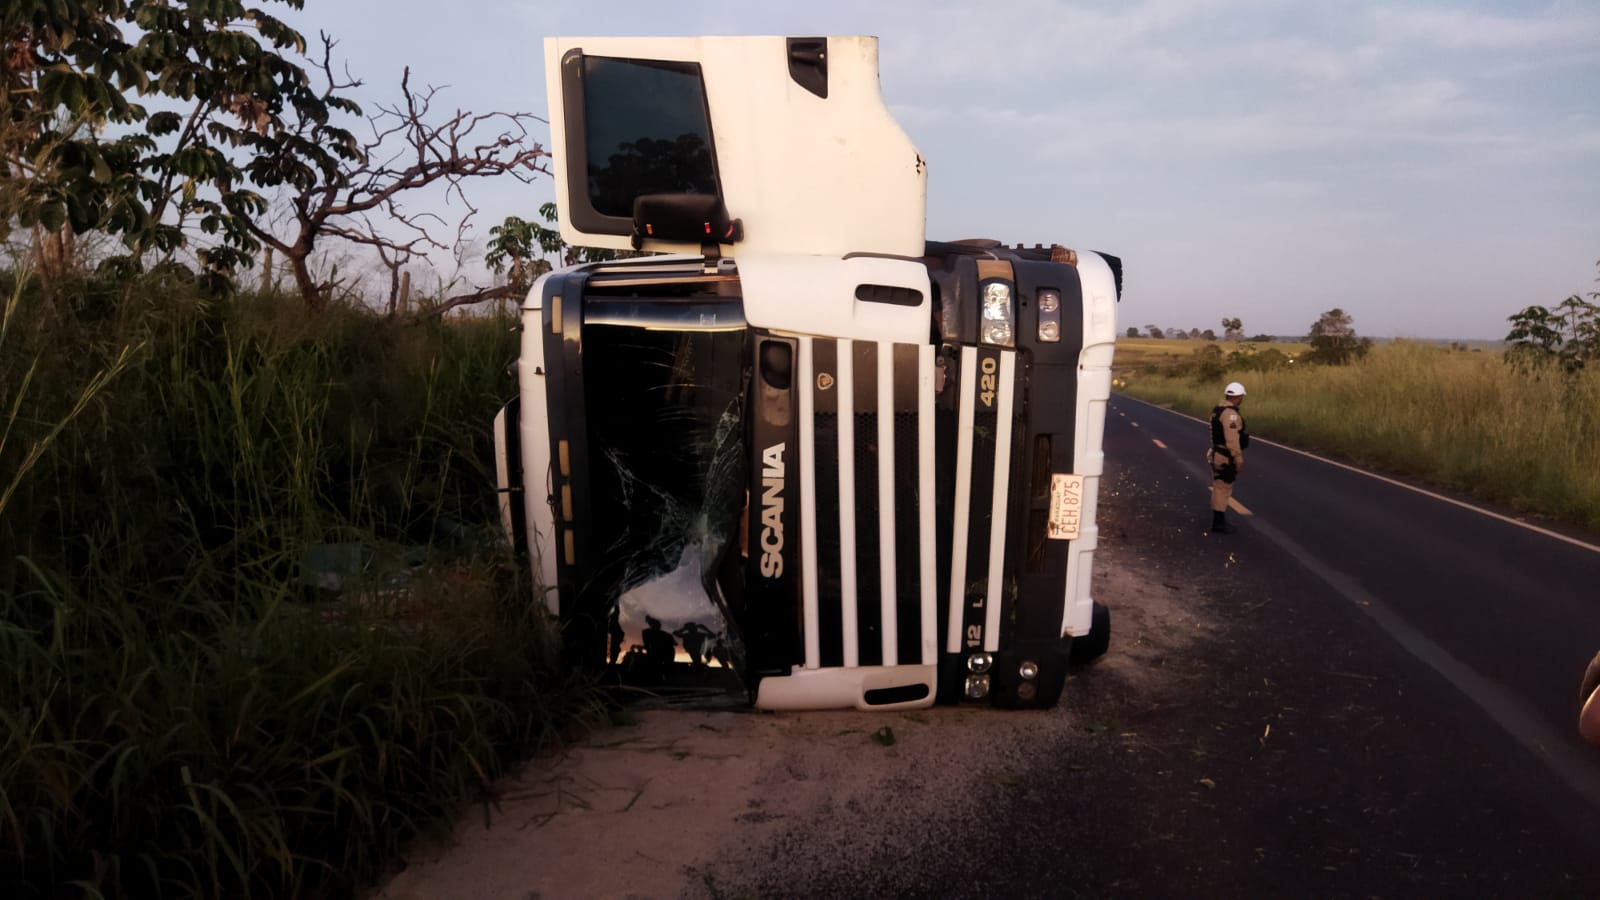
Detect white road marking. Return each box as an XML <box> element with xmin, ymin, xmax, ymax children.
<box><xmin>1248</xmin><ymin>514</ymin><xmax>1600</xmax><ymax>814</ymax></box>
<box><xmin>1119</xmin><ymin>396</ymin><xmax>1600</xmax><ymax>556</ymax></box>
<box><xmin>1152</xmin><ymin>439</ymin><xmax>1167</xmax><ymax>449</ymax></box>
<box><xmin>1194</xmin><ymin>488</ymin><xmax>1252</xmax><ymax>515</ymax></box>
<box><xmin>1119</xmin><ymin>393</ymin><xmax>1600</xmax><ymax>814</ymax></box>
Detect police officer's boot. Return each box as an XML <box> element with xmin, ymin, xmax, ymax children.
<box><xmin>1211</xmin><ymin>510</ymin><xmax>1234</xmax><ymax>534</ymax></box>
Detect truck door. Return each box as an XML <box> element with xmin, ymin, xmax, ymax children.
<box><xmin>543</xmin><ymin>35</ymin><xmax>926</xmax><ymax>259</ymax></box>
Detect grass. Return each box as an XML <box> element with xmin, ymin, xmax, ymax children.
<box><xmin>1112</xmin><ymin>336</ymin><xmax>1310</xmax><ymax>371</ymax></box>
<box><xmin>0</xmin><ymin>268</ymin><xmax>608</xmax><ymax>898</ymax></box>
<box><xmin>1116</xmin><ymin>339</ymin><xmax>1600</xmax><ymax>532</ymax></box>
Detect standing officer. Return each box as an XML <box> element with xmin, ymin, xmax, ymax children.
<box><xmin>1208</xmin><ymin>382</ymin><xmax>1249</xmax><ymax>533</ymax></box>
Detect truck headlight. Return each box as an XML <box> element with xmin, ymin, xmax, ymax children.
<box><xmin>981</xmin><ymin>282</ymin><xmax>1014</xmax><ymax>347</ymax></box>
<box><xmin>964</xmin><ymin>674</ymin><xmax>991</xmax><ymax>700</ymax></box>
<box><xmin>1037</xmin><ymin>289</ymin><xmax>1062</xmax><ymax>343</ymax></box>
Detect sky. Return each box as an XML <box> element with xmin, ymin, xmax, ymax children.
<box><xmin>281</xmin><ymin>0</ymin><xmax>1600</xmax><ymax>340</ymax></box>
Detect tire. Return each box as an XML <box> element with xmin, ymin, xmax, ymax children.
<box><xmin>1581</xmin><ymin>649</ymin><xmax>1600</xmax><ymax>704</ymax></box>
<box><xmin>1069</xmin><ymin>601</ymin><xmax>1111</xmax><ymax>665</ymax></box>
<box><xmin>1580</xmin><ymin>649</ymin><xmax>1600</xmax><ymax>746</ymax></box>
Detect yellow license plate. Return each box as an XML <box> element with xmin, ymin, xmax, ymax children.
<box><xmin>1047</xmin><ymin>474</ymin><xmax>1084</xmax><ymax>541</ymax></box>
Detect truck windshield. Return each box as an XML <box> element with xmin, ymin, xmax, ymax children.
<box><xmin>580</xmin><ymin>304</ymin><xmax>748</xmax><ymax>702</ymax></box>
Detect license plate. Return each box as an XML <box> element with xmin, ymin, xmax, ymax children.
<box><xmin>1047</xmin><ymin>474</ymin><xmax>1084</xmax><ymax>541</ymax></box>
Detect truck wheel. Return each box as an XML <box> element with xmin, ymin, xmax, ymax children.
<box><xmin>1581</xmin><ymin>649</ymin><xmax>1600</xmax><ymax>746</ymax></box>
<box><xmin>1069</xmin><ymin>602</ymin><xmax>1111</xmax><ymax>665</ymax></box>
<box><xmin>1582</xmin><ymin>649</ymin><xmax>1600</xmax><ymax>703</ymax></box>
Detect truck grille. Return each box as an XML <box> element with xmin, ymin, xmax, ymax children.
<box><xmin>785</xmin><ymin>338</ymin><xmax>1016</xmax><ymax>672</ymax></box>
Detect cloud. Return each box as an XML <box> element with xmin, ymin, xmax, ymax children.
<box><xmin>1366</xmin><ymin>78</ymin><xmax>1485</xmax><ymax>125</ymax></box>
<box><xmin>887</xmin><ymin>103</ymin><xmax>957</xmax><ymax>129</ymax></box>
<box><xmin>1565</xmin><ymin>128</ymin><xmax>1600</xmax><ymax>153</ymax></box>
<box><xmin>1201</xmin><ymin>37</ymin><xmax>1382</xmax><ymax>82</ymax></box>
<box><xmin>1374</xmin><ymin>5</ymin><xmax>1600</xmax><ymax>51</ymax></box>
<box><xmin>1247</xmin><ymin>179</ymin><xmax>1327</xmax><ymax>201</ymax></box>
<box><xmin>882</xmin><ymin>0</ymin><xmax>1289</xmax><ymax>82</ymax></box>
<box><xmin>969</xmin><ymin>100</ymin><xmax>1448</xmax><ymax>162</ymax></box>
<box><xmin>293</xmin><ymin>0</ymin><xmax>1596</xmax><ymax>338</ymax></box>
<box><xmin>913</xmin><ymin>65</ymin><xmax>1559</xmax><ymax>174</ymax></box>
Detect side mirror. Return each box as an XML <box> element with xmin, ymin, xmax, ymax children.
<box><xmin>631</xmin><ymin>193</ymin><xmax>743</xmax><ymax>249</ymax></box>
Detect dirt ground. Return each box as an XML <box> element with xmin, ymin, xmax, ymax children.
<box><xmin>374</xmin><ymin>467</ymin><xmax>1600</xmax><ymax>900</ymax></box>
<box><xmin>375</xmin><ymin>524</ymin><xmax>1187</xmax><ymax>900</ymax></box>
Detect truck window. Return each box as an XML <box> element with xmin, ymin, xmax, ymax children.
<box><xmin>580</xmin><ymin>56</ymin><xmax>720</xmax><ymax>220</ymax></box>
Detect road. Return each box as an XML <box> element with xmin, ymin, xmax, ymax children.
<box><xmin>382</xmin><ymin>393</ymin><xmax>1600</xmax><ymax>899</ymax></box>
<box><xmin>1108</xmin><ymin>393</ymin><xmax>1600</xmax><ymax>805</ymax></box>
<box><xmin>698</xmin><ymin>398</ymin><xmax>1600</xmax><ymax>897</ymax></box>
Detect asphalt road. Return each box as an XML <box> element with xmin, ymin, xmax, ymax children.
<box><xmin>1109</xmin><ymin>393</ymin><xmax>1600</xmax><ymax>803</ymax></box>
<box><xmin>697</xmin><ymin>394</ymin><xmax>1600</xmax><ymax>899</ymax></box>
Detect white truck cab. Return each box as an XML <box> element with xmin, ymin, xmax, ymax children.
<box><xmin>494</xmin><ymin>36</ymin><xmax>1120</xmax><ymax>710</ymax></box>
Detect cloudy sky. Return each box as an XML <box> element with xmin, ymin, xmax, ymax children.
<box><xmin>286</xmin><ymin>0</ymin><xmax>1599</xmax><ymax>339</ymax></box>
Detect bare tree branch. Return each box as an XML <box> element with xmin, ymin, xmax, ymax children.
<box><xmin>231</xmin><ymin>34</ymin><xmax>553</xmax><ymax>311</ymax></box>
<box><xmin>408</xmin><ymin>283</ymin><xmax>521</xmax><ymax>322</ymax></box>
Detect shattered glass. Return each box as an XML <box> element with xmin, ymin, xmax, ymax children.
<box><xmin>580</xmin><ymin>319</ymin><xmax>750</xmax><ymax>702</ymax></box>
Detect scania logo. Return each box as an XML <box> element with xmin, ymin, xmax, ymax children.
<box><xmin>759</xmin><ymin>442</ymin><xmax>786</xmax><ymax>578</ymax></box>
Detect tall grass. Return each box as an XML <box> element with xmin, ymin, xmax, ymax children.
<box><xmin>1</xmin><ymin>269</ymin><xmax>604</xmax><ymax>898</ymax></box>
<box><xmin>1118</xmin><ymin>340</ymin><xmax>1600</xmax><ymax>531</ymax></box>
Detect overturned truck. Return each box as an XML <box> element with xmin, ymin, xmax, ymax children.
<box><xmin>494</xmin><ymin>36</ymin><xmax>1120</xmax><ymax>710</ymax></box>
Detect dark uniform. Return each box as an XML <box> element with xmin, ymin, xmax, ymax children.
<box><xmin>1208</xmin><ymin>386</ymin><xmax>1248</xmax><ymax>532</ymax></box>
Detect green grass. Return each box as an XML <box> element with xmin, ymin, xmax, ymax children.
<box><xmin>1117</xmin><ymin>339</ymin><xmax>1600</xmax><ymax>531</ymax></box>
<box><xmin>1</xmin><ymin>268</ymin><xmax>607</xmax><ymax>898</ymax></box>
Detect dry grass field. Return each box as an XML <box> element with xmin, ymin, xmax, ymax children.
<box><xmin>1112</xmin><ymin>338</ymin><xmax>1600</xmax><ymax>531</ymax></box>
<box><xmin>1112</xmin><ymin>336</ymin><xmax>1310</xmax><ymax>381</ymax></box>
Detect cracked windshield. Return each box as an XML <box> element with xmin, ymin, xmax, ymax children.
<box><xmin>582</xmin><ymin>318</ymin><xmax>749</xmax><ymax>700</ymax></box>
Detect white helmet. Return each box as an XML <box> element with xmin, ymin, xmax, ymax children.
<box><xmin>1225</xmin><ymin>382</ymin><xmax>1247</xmax><ymax>397</ymax></box>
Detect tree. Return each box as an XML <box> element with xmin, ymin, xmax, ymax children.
<box><xmin>227</xmin><ymin>48</ymin><xmax>549</xmax><ymax>312</ymax></box>
<box><xmin>1505</xmin><ymin>262</ymin><xmax>1600</xmax><ymax>375</ymax></box>
<box><xmin>1221</xmin><ymin>317</ymin><xmax>1244</xmax><ymax>341</ymax></box>
<box><xmin>1230</xmin><ymin>347</ymin><xmax>1290</xmax><ymax>372</ymax></box>
<box><xmin>4</xmin><ymin>4</ymin><xmax>550</xmax><ymax>309</ymax></box>
<box><xmin>3</xmin><ymin>1</ymin><xmax>323</xmax><ymax>288</ymax></box>
<box><xmin>1304</xmin><ymin>308</ymin><xmax>1372</xmax><ymax>365</ymax></box>
<box><xmin>1557</xmin><ymin>292</ymin><xmax>1600</xmax><ymax>367</ymax></box>
<box><xmin>1145</xmin><ymin>324</ymin><xmax>1165</xmax><ymax>339</ymax></box>
<box><xmin>1201</xmin><ymin>328</ymin><xmax>1217</xmax><ymax>341</ymax></box>
<box><xmin>487</xmin><ymin>202</ymin><xmax>647</xmax><ymax>301</ymax></box>
<box><xmin>1505</xmin><ymin>305</ymin><xmax>1564</xmax><ymax>373</ymax></box>
<box><xmin>484</xmin><ymin>215</ymin><xmax>551</xmax><ymax>297</ymax></box>
<box><xmin>1189</xmin><ymin>342</ymin><xmax>1224</xmax><ymax>381</ymax></box>
<box><xmin>1125</xmin><ymin>326</ymin><xmax>1140</xmax><ymax>339</ymax></box>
